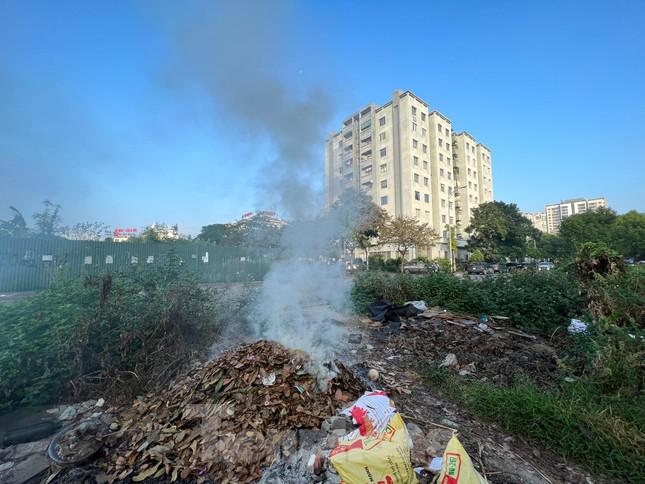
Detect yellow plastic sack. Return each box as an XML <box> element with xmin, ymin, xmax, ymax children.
<box><xmin>438</xmin><ymin>435</ymin><xmax>488</xmax><ymax>484</ymax></box>
<box><xmin>329</xmin><ymin>410</ymin><xmax>417</xmax><ymax>484</ymax></box>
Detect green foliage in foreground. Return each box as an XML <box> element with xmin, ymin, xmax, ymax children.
<box><xmin>421</xmin><ymin>346</ymin><xmax>645</xmax><ymax>481</ymax></box>
<box><xmin>351</xmin><ymin>270</ymin><xmax>585</xmax><ymax>335</ymax></box>
<box><xmin>0</xmin><ymin>255</ymin><xmax>219</xmax><ymax>414</ymax></box>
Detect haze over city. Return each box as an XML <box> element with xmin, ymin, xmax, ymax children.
<box><xmin>1</xmin><ymin>0</ymin><xmax>643</xmax><ymax>235</ymax></box>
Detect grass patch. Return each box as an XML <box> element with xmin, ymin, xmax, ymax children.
<box><xmin>421</xmin><ymin>366</ymin><xmax>645</xmax><ymax>481</ymax></box>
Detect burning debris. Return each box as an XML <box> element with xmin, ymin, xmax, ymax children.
<box><xmin>104</xmin><ymin>341</ymin><xmax>363</xmax><ymax>483</ymax></box>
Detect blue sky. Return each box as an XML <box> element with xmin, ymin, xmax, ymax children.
<box><xmin>1</xmin><ymin>0</ymin><xmax>643</xmax><ymax>235</ymax></box>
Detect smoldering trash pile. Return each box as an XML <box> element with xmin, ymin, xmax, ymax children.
<box><xmin>103</xmin><ymin>341</ymin><xmax>363</xmax><ymax>483</ymax></box>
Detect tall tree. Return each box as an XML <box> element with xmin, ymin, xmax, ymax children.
<box><xmin>32</xmin><ymin>200</ymin><xmax>63</xmax><ymax>238</ymax></box>
<box><xmin>614</xmin><ymin>210</ymin><xmax>645</xmax><ymax>259</ymax></box>
<box><xmin>466</xmin><ymin>201</ymin><xmax>539</xmax><ymax>260</ymax></box>
<box><xmin>0</xmin><ymin>206</ymin><xmax>29</xmax><ymax>237</ymax></box>
<box><xmin>380</xmin><ymin>217</ymin><xmax>438</xmax><ymax>272</ymax></box>
<box><xmin>559</xmin><ymin>208</ymin><xmax>617</xmax><ymax>249</ymax></box>
<box><xmin>330</xmin><ymin>189</ymin><xmax>389</xmax><ymax>266</ymax></box>
<box><xmin>63</xmin><ymin>222</ymin><xmax>110</xmax><ymax>241</ymax></box>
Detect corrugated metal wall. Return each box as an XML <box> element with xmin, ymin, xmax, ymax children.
<box><xmin>0</xmin><ymin>238</ymin><xmax>275</xmax><ymax>291</ymax></box>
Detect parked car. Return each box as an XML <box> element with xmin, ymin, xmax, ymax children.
<box><xmin>537</xmin><ymin>261</ymin><xmax>555</xmax><ymax>271</ymax></box>
<box><xmin>490</xmin><ymin>262</ymin><xmax>505</xmax><ymax>273</ymax></box>
<box><xmin>403</xmin><ymin>261</ymin><xmax>438</xmax><ymax>274</ymax></box>
<box><xmin>466</xmin><ymin>262</ymin><xmax>493</xmax><ymax>275</ymax></box>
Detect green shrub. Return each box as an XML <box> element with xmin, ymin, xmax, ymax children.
<box><xmin>351</xmin><ymin>270</ymin><xmax>584</xmax><ymax>335</ymax></box>
<box><xmin>0</xmin><ymin>256</ymin><xmax>219</xmax><ymax>413</ymax></box>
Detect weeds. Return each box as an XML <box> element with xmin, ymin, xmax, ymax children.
<box><xmin>421</xmin><ymin>366</ymin><xmax>645</xmax><ymax>481</ymax></box>
<box><xmin>0</xmin><ymin>254</ymin><xmax>220</xmax><ymax>413</ymax></box>
<box><xmin>351</xmin><ymin>270</ymin><xmax>584</xmax><ymax>335</ymax></box>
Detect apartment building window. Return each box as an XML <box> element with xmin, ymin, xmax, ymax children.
<box><xmin>438</xmin><ymin>123</ymin><xmax>442</xmax><ymax>132</ymax></box>
<box><xmin>413</xmin><ymin>156</ymin><xmax>419</xmax><ymax>166</ymax></box>
<box><xmin>379</xmin><ymin>132</ymin><xmax>387</xmax><ymax>141</ymax></box>
<box><xmin>446</xmin><ymin>143</ymin><xmax>450</xmax><ymax>151</ymax></box>
<box><xmin>468</xmin><ymin>168</ymin><xmax>471</xmax><ymax>175</ymax></box>
<box><xmin>423</xmin><ymin>160</ymin><xmax>428</xmax><ymax>170</ymax></box>
<box><xmin>441</xmin><ymin>199</ymin><xmax>446</xmax><ymax>207</ymax></box>
<box><xmin>421</xmin><ymin>112</ymin><xmax>426</xmax><ymax>122</ymax></box>
<box><xmin>441</xmin><ymin>183</ymin><xmax>445</xmax><ymax>192</ymax></box>
<box><xmin>414</xmin><ymin>173</ymin><xmax>419</xmax><ymax>184</ymax></box>
<box><xmin>380</xmin><ymin>148</ymin><xmax>387</xmax><ymax>158</ymax></box>
<box><xmin>474</xmin><ymin>183</ymin><xmax>478</xmax><ymax>190</ymax></box>
<box><xmin>450</xmin><ymin>216</ymin><xmax>454</xmax><ymax>224</ymax></box>
<box><xmin>448</xmin><ymin>172</ymin><xmax>452</xmax><ymax>180</ymax></box>
<box><xmin>412</xmin><ymin>122</ymin><xmax>417</xmax><ymax>131</ymax></box>
<box><xmin>442</xmin><ymin>215</ymin><xmax>446</xmax><ymax>223</ymax></box>
<box><xmin>472</xmin><ymin>146</ymin><xmax>475</xmax><ymax>154</ymax></box>
<box><xmin>468</xmin><ymin>181</ymin><xmax>472</xmax><ymax>188</ymax></box>
<box><xmin>474</xmin><ymin>170</ymin><xmax>477</xmax><ymax>176</ymax></box>
<box><xmin>425</xmin><ymin>210</ymin><xmax>430</xmax><ymax>218</ymax></box>
<box><xmin>439</xmin><ymin>153</ymin><xmax>443</xmax><ymax>161</ymax></box>
<box><xmin>380</xmin><ymin>163</ymin><xmax>388</xmax><ymax>173</ymax></box>
<box><xmin>440</xmin><ymin>168</ymin><xmax>445</xmax><ymax>177</ymax></box>
<box><xmin>415</xmin><ymin>208</ymin><xmax>421</xmax><ymax>218</ymax></box>
<box><xmin>469</xmin><ymin>194</ymin><xmax>473</xmax><ymax>200</ymax></box>
<box><xmin>381</xmin><ymin>196</ymin><xmax>388</xmax><ymax>205</ymax></box>
<box><xmin>423</xmin><ymin>177</ymin><xmax>429</xmax><ymax>186</ymax></box>
<box><xmin>412</xmin><ymin>106</ymin><xmax>417</xmax><ymax>115</ymax></box>
<box><xmin>466</xmin><ymin>142</ymin><xmax>470</xmax><ymax>150</ymax></box>
<box><xmin>422</xmin><ymin>144</ymin><xmax>427</xmax><ymax>153</ymax></box>
<box><xmin>448</xmin><ymin>186</ymin><xmax>453</xmax><ymax>195</ymax></box>
<box><xmin>438</xmin><ymin>138</ymin><xmax>443</xmax><ymax>147</ymax></box>
<box><xmin>413</xmin><ymin>139</ymin><xmax>418</xmax><ymax>149</ymax></box>
<box><xmin>445</xmin><ymin>128</ymin><xmax>449</xmax><ymax>136</ymax></box>
<box><xmin>424</xmin><ymin>194</ymin><xmax>430</xmax><ymax>203</ymax></box>
<box><xmin>443</xmin><ymin>230</ymin><xmax>448</xmax><ymax>239</ymax></box>
<box><xmin>380</xmin><ymin>179</ymin><xmax>387</xmax><ymax>188</ymax></box>
<box><xmin>415</xmin><ymin>191</ymin><xmax>421</xmax><ymax>201</ymax></box>
<box><xmin>422</xmin><ymin>127</ymin><xmax>427</xmax><ymax>137</ymax></box>
<box><xmin>379</xmin><ymin>116</ymin><xmax>386</xmax><ymax>127</ymax></box>
<box><xmin>449</xmin><ymin>201</ymin><xmax>453</xmax><ymax>210</ymax></box>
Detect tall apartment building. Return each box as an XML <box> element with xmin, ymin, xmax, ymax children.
<box><xmin>544</xmin><ymin>197</ymin><xmax>608</xmax><ymax>233</ymax></box>
<box><xmin>325</xmin><ymin>90</ymin><xmax>494</xmax><ymax>259</ymax></box>
<box><xmin>522</xmin><ymin>211</ymin><xmax>547</xmax><ymax>232</ymax></box>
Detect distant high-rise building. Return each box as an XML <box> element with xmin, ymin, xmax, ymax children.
<box><xmin>324</xmin><ymin>90</ymin><xmax>494</xmax><ymax>259</ymax></box>
<box><xmin>544</xmin><ymin>197</ymin><xmax>608</xmax><ymax>233</ymax></box>
<box><xmin>522</xmin><ymin>211</ymin><xmax>547</xmax><ymax>232</ymax></box>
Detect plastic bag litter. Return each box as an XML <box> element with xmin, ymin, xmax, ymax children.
<box><xmin>567</xmin><ymin>318</ymin><xmax>588</xmax><ymax>334</ymax></box>
<box><xmin>329</xmin><ymin>391</ymin><xmax>417</xmax><ymax>484</ymax></box>
<box><xmin>406</xmin><ymin>300</ymin><xmax>428</xmax><ymax>312</ymax></box>
<box><xmin>438</xmin><ymin>435</ymin><xmax>487</xmax><ymax>484</ymax></box>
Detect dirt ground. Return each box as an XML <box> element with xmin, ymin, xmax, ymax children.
<box><xmin>347</xmin><ymin>312</ymin><xmax>615</xmax><ymax>484</ymax></box>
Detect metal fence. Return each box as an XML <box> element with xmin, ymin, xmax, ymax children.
<box><xmin>0</xmin><ymin>238</ymin><xmax>275</xmax><ymax>292</ymax></box>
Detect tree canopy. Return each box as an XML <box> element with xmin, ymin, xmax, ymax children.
<box><xmin>553</xmin><ymin>208</ymin><xmax>645</xmax><ymax>260</ymax></box>
<box><xmin>465</xmin><ymin>201</ymin><xmax>539</xmax><ymax>260</ymax></box>
<box><xmin>198</xmin><ymin>213</ymin><xmax>284</xmax><ymax>248</ymax></box>
<box><xmin>380</xmin><ymin>216</ymin><xmax>438</xmax><ymax>272</ymax></box>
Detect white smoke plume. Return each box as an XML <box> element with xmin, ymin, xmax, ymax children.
<box><xmin>156</xmin><ymin>1</ymin><xmax>355</xmax><ymax>376</ymax></box>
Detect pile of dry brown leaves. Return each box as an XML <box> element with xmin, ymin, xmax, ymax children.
<box><xmin>104</xmin><ymin>340</ymin><xmax>363</xmax><ymax>483</ymax></box>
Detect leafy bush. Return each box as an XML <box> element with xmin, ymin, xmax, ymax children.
<box><xmin>351</xmin><ymin>270</ymin><xmax>584</xmax><ymax>335</ymax></box>
<box><xmin>0</xmin><ymin>255</ymin><xmax>219</xmax><ymax>413</ymax></box>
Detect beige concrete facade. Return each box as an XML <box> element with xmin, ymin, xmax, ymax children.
<box><xmin>451</xmin><ymin>132</ymin><xmax>491</xmax><ymax>236</ymax></box>
<box><xmin>544</xmin><ymin>197</ymin><xmax>608</xmax><ymax>233</ymax></box>
<box><xmin>325</xmin><ymin>90</ymin><xmax>494</xmax><ymax>260</ymax></box>
<box><xmin>522</xmin><ymin>211</ymin><xmax>547</xmax><ymax>232</ymax></box>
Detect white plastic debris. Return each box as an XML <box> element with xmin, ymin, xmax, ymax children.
<box><xmin>262</xmin><ymin>372</ymin><xmax>276</xmax><ymax>386</ymax></box>
<box><xmin>568</xmin><ymin>319</ymin><xmax>588</xmax><ymax>334</ymax></box>
<box><xmin>406</xmin><ymin>300</ymin><xmax>428</xmax><ymax>312</ymax></box>
<box><xmin>429</xmin><ymin>457</ymin><xmax>443</xmax><ymax>473</ymax></box>
<box><xmin>439</xmin><ymin>353</ymin><xmax>458</xmax><ymax>368</ymax></box>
